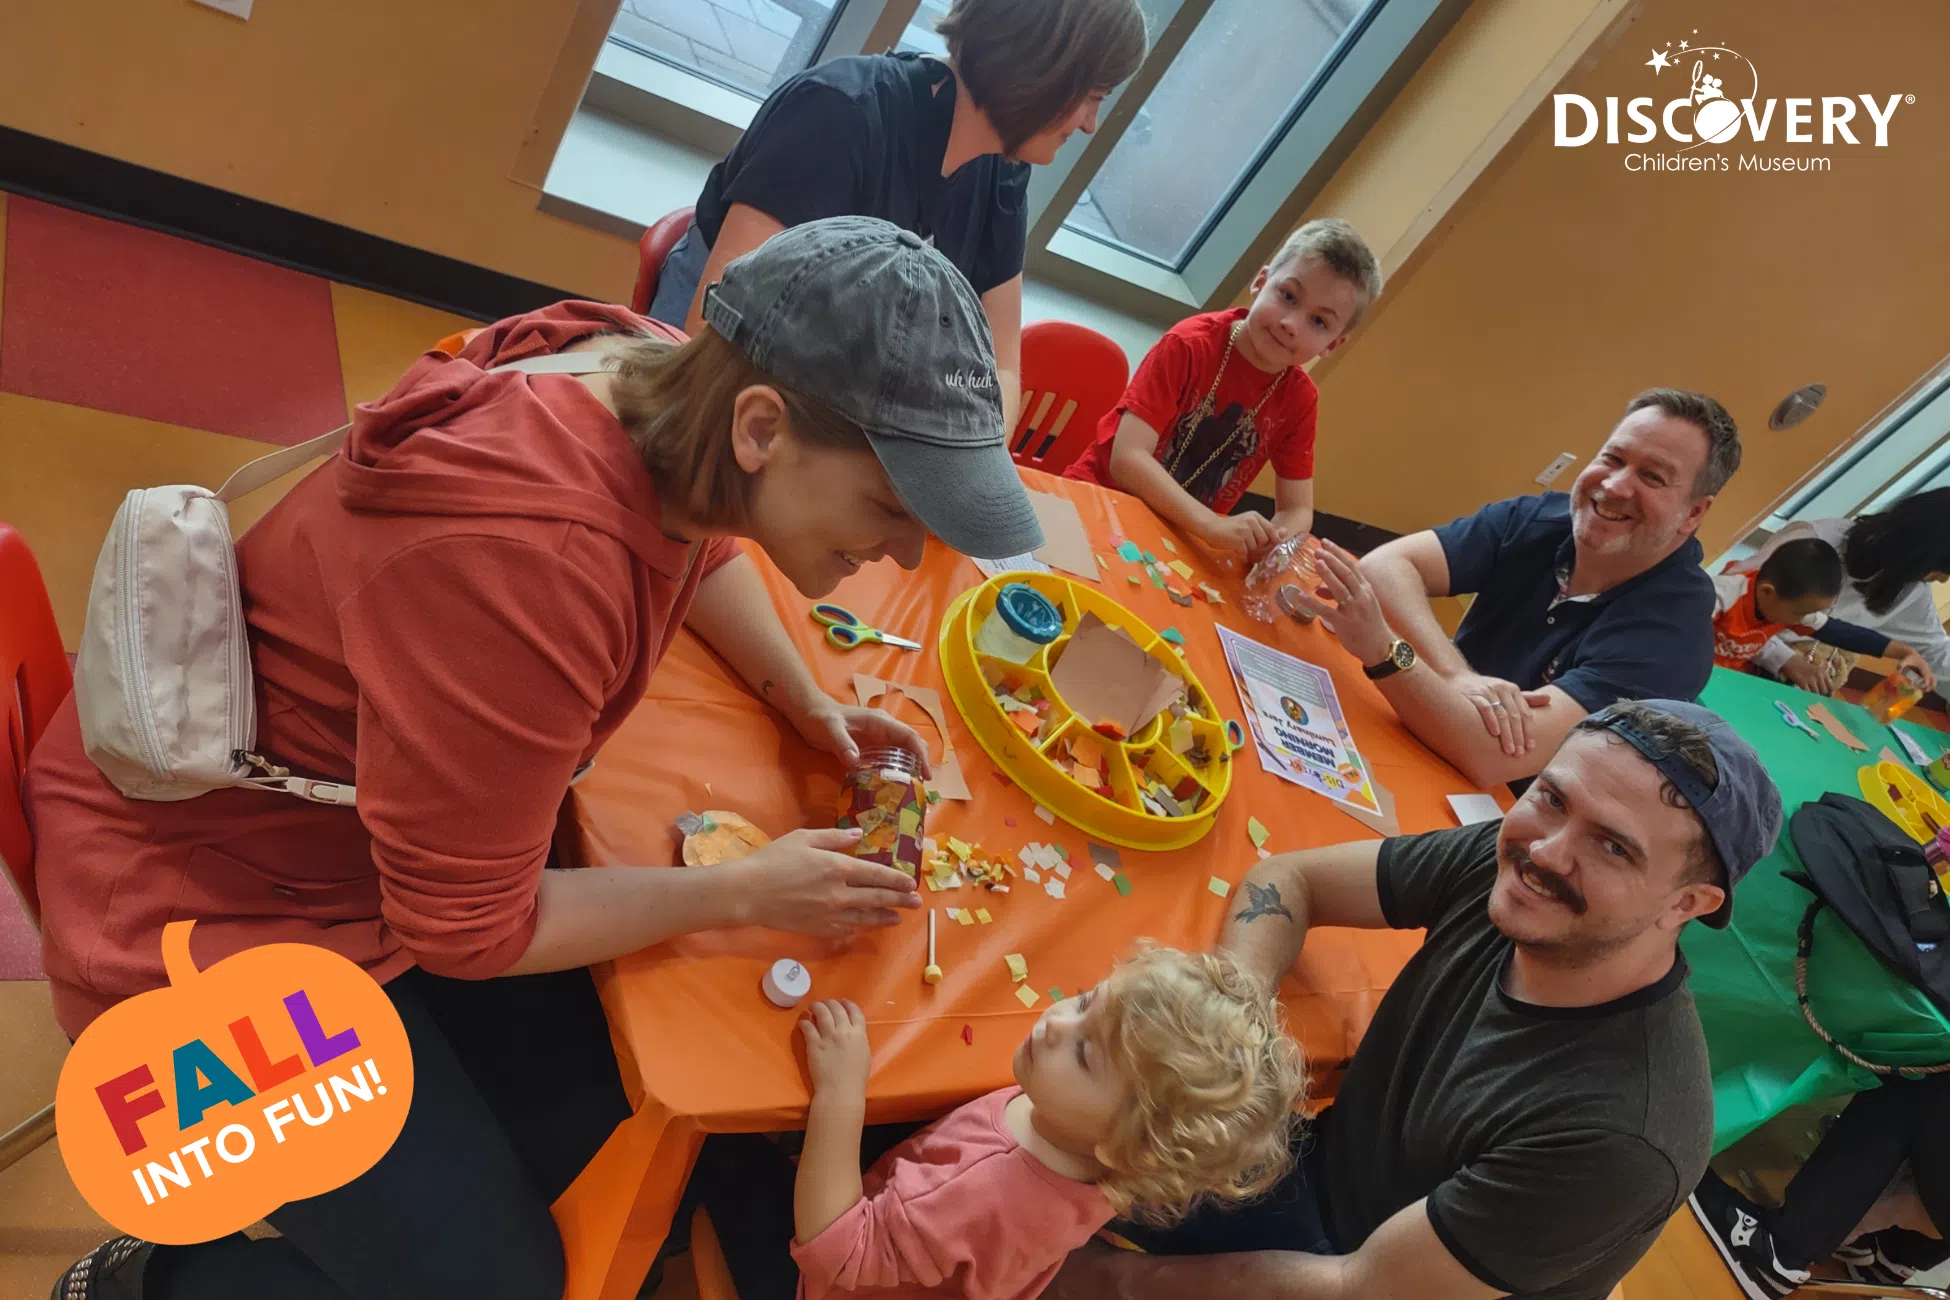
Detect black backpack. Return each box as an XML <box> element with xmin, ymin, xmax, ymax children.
<box><xmin>1785</xmin><ymin>792</ymin><xmax>1950</xmax><ymax>1076</ymax></box>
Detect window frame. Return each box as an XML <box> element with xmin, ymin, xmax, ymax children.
<box><xmin>587</xmin><ymin>0</ymin><xmax>1466</xmax><ymax>314</ymax></box>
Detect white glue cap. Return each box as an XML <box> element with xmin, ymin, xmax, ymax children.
<box><xmin>762</xmin><ymin>958</ymin><xmax>812</xmax><ymax>1008</ymax></box>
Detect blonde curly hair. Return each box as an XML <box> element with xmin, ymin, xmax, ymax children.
<box><xmin>1092</xmin><ymin>945</ymin><xmax>1307</xmax><ymax>1226</ymax></box>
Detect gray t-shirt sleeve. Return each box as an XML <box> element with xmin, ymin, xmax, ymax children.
<box><xmin>1426</xmin><ymin>1131</ymin><xmax>1682</xmax><ymax>1294</ymax></box>
<box><xmin>1377</xmin><ymin>821</ymin><xmax>1502</xmax><ymax>930</ymax></box>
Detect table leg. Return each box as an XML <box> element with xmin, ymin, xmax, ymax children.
<box><xmin>553</xmin><ymin>1099</ymin><xmax>706</xmax><ymax>1300</ymax></box>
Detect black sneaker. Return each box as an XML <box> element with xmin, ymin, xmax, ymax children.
<box><xmin>49</xmin><ymin>1236</ymin><xmax>153</xmax><ymax>1300</ymax></box>
<box><xmin>1839</xmin><ymin>1227</ymin><xmax>1948</xmax><ymax>1287</ymax></box>
<box><xmin>1688</xmin><ymin>1173</ymin><xmax>1811</xmax><ymax>1300</ymax></box>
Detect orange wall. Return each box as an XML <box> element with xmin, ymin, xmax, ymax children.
<box><xmin>0</xmin><ymin>0</ymin><xmax>636</xmax><ymax>299</ymax></box>
<box><xmin>1299</xmin><ymin>0</ymin><xmax>1950</xmax><ymax>554</ymax></box>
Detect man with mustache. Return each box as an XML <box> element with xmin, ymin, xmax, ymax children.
<box><xmin>1291</xmin><ymin>389</ymin><xmax>1739</xmax><ymax>788</ymax></box>
<box><xmin>1048</xmin><ymin>699</ymin><xmax>1782</xmax><ymax>1300</ymax></box>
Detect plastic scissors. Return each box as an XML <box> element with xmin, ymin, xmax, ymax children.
<box><xmin>810</xmin><ymin>603</ymin><xmax>922</xmax><ymax>651</ymax></box>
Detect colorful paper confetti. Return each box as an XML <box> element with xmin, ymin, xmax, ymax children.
<box><xmin>1048</xmin><ymin>987</ymin><xmax>1064</xmax><ymax>1003</ymax></box>
<box><xmin>1247</xmin><ymin>817</ymin><xmax>1270</xmax><ymax>849</ymax></box>
<box><xmin>1095</xmin><ymin>863</ymin><xmax>1117</xmax><ymax>882</ymax></box>
<box><xmin>1162</xmin><ymin>538</ymin><xmax>1177</xmax><ymax>554</ymax></box>
<box><xmin>1113</xmin><ymin>873</ymin><xmax>1133</xmax><ymax>896</ymax></box>
<box><xmin>976</xmin><ymin>908</ymin><xmax>992</xmax><ymax>924</ymax></box>
<box><xmin>1034</xmin><ymin>805</ymin><xmax>1057</xmax><ymax>825</ymax></box>
<box><xmin>1116</xmin><ymin>541</ymin><xmax>1142</xmax><ymax>563</ymax></box>
<box><xmin>1168</xmin><ymin>559</ymin><xmax>1194</xmax><ymax>580</ymax></box>
<box><xmin>1208</xmin><ymin>877</ymin><xmax>1232</xmax><ymax>898</ymax></box>
<box><xmin>1016</xmin><ymin>985</ymin><xmax>1041</xmax><ymax>1008</ymax></box>
<box><xmin>1160</xmin><ymin>627</ymin><xmax>1186</xmax><ymax>645</ymax></box>
<box><xmin>1005</xmin><ymin>953</ymin><xmax>1028</xmax><ymax>981</ymax></box>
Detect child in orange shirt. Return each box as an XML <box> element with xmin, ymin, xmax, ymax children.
<box><xmin>1713</xmin><ymin>537</ymin><xmax>1935</xmax><ymax>688</ymax></box>
<box><xmin>1065</xmin><ymin>219</ymin><xmax>1381</xmax><ymax>558</ymax></box>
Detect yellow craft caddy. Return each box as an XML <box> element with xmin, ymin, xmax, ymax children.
<box><xmin>1858</xmin><ymin>760</ymin><xmax>1950</xmax><ymax>844</ymax></box>
<box><xmin>939</xmin><ymin>573</ymin><xmax>1232</xmax><ymax>851</ymax></box>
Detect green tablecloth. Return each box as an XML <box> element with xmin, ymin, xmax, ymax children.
<box><xmin>1684</xmin><ymin>668</ymin><xmax>1950</xmax><ymax>1151</ymax></box>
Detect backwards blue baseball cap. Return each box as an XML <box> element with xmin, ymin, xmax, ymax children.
<box><xmin>1581</xmin><ymin>698</ymin><xmax>1784</xmax><ymax>928</ymax></box>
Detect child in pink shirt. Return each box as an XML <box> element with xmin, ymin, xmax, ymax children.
<box><xmin>732</xmin><ymin>945</ymin><xmax>1306</xmax><ymax>1300</ymax></box>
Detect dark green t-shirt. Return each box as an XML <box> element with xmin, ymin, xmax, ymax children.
<box><xmin>1318</xmin><ymin>821</ymin><xmax>1713</xmax><ymax>1299</ymax></box>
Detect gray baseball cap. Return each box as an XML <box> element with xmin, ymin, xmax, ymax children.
<box><xmin>701</xmin><ymin>216</ymin><xmax>1044</xmax><ymax>560</ymax></box>
<box><xmin>1582</xmin><ymin>699</ymin><xmax>1784</xmax><ymax>928</ymax></box>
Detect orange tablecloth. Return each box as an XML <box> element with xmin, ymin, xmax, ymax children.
<box><xmin>552</xmin><ymin>471</ymin><xmax>1504</xmax><ymax>1300</ymax></box>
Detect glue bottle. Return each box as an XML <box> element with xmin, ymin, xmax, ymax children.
<box><xmin>1864</xmin><ymin>665</ymin><xmax>1928</xmax><ymax>725</ymax></box>
<box><xmin>837</xmin><ymin>747</ymin><xmax>928</xmax><ymax>879</ymax></box>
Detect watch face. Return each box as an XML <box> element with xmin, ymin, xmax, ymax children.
<box><xmin>1392</xmin><ymin>640</ymin><xmax>1416</xmax><ymax>670</ymax></box>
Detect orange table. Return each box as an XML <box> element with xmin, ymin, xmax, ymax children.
<box><xmin>552</xmin><ymin>471</ymin><xmax>1503</xmax><ymax>1300</ymax></box>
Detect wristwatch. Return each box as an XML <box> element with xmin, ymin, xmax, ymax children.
<box><xmin>1364</xmin><ymin>638</ymin><xmax>1417</xmax><ymax>681</ymax></box>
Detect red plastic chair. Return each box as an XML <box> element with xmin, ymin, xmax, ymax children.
<box><xmin>630</xmin><ymin>205</ymin><xmax>698</xmax><ymax>317</ymax></box>
<box><xmin>1010</xmin><ymin>320</ymin><xmax>1130</xmax><ymax>475</ymax></box>
<box><xmin>0</xmin><ymin>523</ymin><xmax>71</xmax><ymax>929</ymax></box>
<box><xmin>0</xmin><ymin>524</ymin><xmax>69</xmax><ymax>1174</ymax></box>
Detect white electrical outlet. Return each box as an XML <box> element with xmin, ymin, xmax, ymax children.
<box><xmin>1534</xmin><ymin>452</ymin><xmax>1578</xmax><ymax>487</ymax></box>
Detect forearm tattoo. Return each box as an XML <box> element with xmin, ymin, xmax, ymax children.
<box><xmin>1234</xmin><ymin>881</ymin><xmax>1293</xmax><ymax>924</ymax></box>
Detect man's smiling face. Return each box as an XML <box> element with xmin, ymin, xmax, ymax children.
<box><xmin>1569</xmin><ymin>407</ymin><xmax>1714</xmax><ymax>567</ymax></box>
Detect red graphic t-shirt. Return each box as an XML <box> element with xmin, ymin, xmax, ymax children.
<box><xmin>1066</xmin><ymin>308</ymin><xmax>1319</xmax><ymax>515</ymax></box>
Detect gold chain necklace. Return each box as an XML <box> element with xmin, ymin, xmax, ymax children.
<box><xmin>1161</xmin><ymin>320</ymin><xmax>1287</xmax><ymax>489</ymax></box>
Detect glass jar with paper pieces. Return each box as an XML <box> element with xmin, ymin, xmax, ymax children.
<box><xmin>837</xmin><ymin>747</ymin><xmax>928</xmax><ymax>879</ymax></box>
<box><xmin>939</xmin><ymin>573</ymin><xmax>1233</xmax><ymax>850</ymax></box>
<box><xmin>1240</xmin><ymin>534</ymin><xmax>1322</xmax><ymax>624</ymax></box>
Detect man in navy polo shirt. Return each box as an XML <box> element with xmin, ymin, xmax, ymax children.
<box><xmin>1293</xmin><ymin>388</ymin><xmax>1740</xmax><ymax>788</ymax></box>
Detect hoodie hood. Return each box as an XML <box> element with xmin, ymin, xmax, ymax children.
<box><xmin>336</xmin><ymin>300</ymin><xmax>696</xmax><ymax>576</ymax></box>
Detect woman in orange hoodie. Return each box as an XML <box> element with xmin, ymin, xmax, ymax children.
<box><xmin>35</xmin><ymin>217</ymin><xmax>1045</xmax><ymax>1299</ymax></box>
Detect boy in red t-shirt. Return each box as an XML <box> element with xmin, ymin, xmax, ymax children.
<box><xmin>1066</xmin><ymin>218</ymin><xmax>1381</xmax><ymax>556</ymax></box>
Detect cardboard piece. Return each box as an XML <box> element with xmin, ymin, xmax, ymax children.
<box><xmin>1333</xmin><ymin>778</ymin><xmax>1402</xmax><ymax>837</ymax></box>
<box><xmin>852</xmin><ymin>673</ymin><xmax>973</xmax><ymax>800</ymax></box>
<box><xmin>1048</xmin><ymin>613</ymin><xmax>1185</xmax><ymax>738</ymax></box>
<box><xmin>1806</xmin><ymin>702</ymin><xmax>1870</xmax><ymax>753</ymax></box>
<box><xmin>1026</xmin><ymin>490</ymin><xmax>1101</xmax><ymax>582</ymax></box>
<box><xmin>1446</xmin><ymin>794</ymin><xmax>1504</xmax><ymax>826</ymax></box>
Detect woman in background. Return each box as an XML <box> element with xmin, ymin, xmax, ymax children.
<box><xmin>648</xmin><ymin>0</ymin><xmax>1148</xmax><ymax>432</ymax></box>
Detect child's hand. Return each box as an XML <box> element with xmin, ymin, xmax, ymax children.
<box><xmin>1200</xmin><ymin>512</ymin><xmax>1277</xmax><ymax>556</ymax></box>
<box><xmin>1891</xmin><ymin>643</ymin><xmax>1937</xmax><ymax>692</ymax></box>
<box><xmin>1779</xmin><ymin>653</ymin><xmax>1833</xmax><ymax>695</ymax></box>
<box><xmin>799</xmin><ymin>999</ymin><xmax>871</xmax><ymax>1098</ymax></box>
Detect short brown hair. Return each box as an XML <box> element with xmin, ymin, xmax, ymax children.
<box><xmin>937</xmin><ymin>0</ymin><xmax>1148</xmax><ymax>157</ymax></box>
<box><xmin>1270</xmin><ymin>218</ymin><xmax>1383</xmax><ymax>328</ymax></box>
<box><xmin>608</xmin><ymin>328</ymin><xmax>870</xmax><ymax>528</ymax></box>
<box><xmin>1622</xmin><ymin>388</ymin><xmax>1741</xmax><ymax>499</ymax></box>
<box><xmin>1574</xmin><ymin>700</ymin><xmax>1724</xmax><ymax>888</ymax></box>
<box><xmin>1094</xmin><ymin>945</ymin><xmax>1306</xmax><ymax>1226</ymax></box>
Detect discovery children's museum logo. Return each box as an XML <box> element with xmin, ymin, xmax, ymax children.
<box><xmin>54</xmin><ymin>921</ymin><xmax>414</xmax><ymax>1244</ymax></box>
<box><xmin>1553</xmin><ymin>29</ymin><xmax>1912</xmax><ymax>173</ymax></box>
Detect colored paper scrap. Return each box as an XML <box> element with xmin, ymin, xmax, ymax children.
<box><xmin>1160</xmin><ymin>627</ymin><xmax>1186</xmax><ymax>645</ymax></box>
<box><xmin>1048</xmin><ymin>987</ymin><xmax>1064</xmax><ymax>1003</ymax></box>
<box><xmin>1116</xmin><ymin>541</ymin><xmax>1143</xmax><ymax>563</ymax></box>
<box><xmin>1208</xmin><ymin>877</ymin><xmax>1232</xmax><ymax>898</ymax></box>
<box><xmin>961</xmin><ymin>1024</ymin><xmax>973</xmax><ymax>1045</ymax></box>
<box><xmin>1247</xmin><ymin>817</ymin><xmax>1270</xmax><ymax>849</ymax></box>
<box><xmin>1168</xmin><ymin>560</ymin><xmax>1194</xmax><ymax>580</ymax></box>
<box><xmin>976</xmin><ymin>908</ymin><xmax>992</xmax><ymax>924</ymax></box>
<box><xmin>1016</xmin><ymin>985</ymin><xmax>1041</xmax><ymax>1008</ymax></box>
<box><xmin>1005</xmin><ymin>953</ymin><xmax>1028</xmax><ymax>982</ymax></box>
<box><xmin>1045</xmin><ymin>879</ymin><xmax>1066</xmax><ymax>899</ymax></box>
<box><xmin>1200</xmin><ymin>584</ymin><xmax>1223</xmax><ymax>604</ymax></box>
<box><xmin>1807</xmin><ymin>702</ymin><xmax>1870</xmax><ymax>752</ymax></box>
<box><xmin>1034</xmin><ymin>805</ymin><xmax>1057</xmax><ymax>825</ymax></box>
<box><xmin>1095</xmin><ymin>863</ymin><xmax>1117</xmax><ymax>882</ymax></box>
<box><xmin>1088</xmin><ymin>843</ymin><xmax>1122</xmax><ymax>871</ymax></box>
<box><xmin>1141</xmin><ymin>551</ymin><xmax>1157</xmax><ymax>564</ymax></box>
<box><xmin>1112</xmin><ymin>873</ymin><xmax>1133</xmax><ymax>896</ymax></box>
<box><xmin>956</xmin><ymin>909</ymin><xmax>974</xmax><ymax>926</ymax></box>
<box><xmin>1257</xmin><ymin>848</ymin><xmax>1272</xmax><ymax>861</ymax></box>
<box><xmin>1025</xmin><ymin>867</ymin><xmax>1041</xmax><ymax>883</ymax></box>
<box><xmin>1148</xmin><ymin>567</ymin><xmax>1165</xmax><ymax>589</ymax></box>
<box><xmin>1128</xmin><ymin>575</ymin><xmax>1141</xmax><ymax>585</ymax></box>
<box><xmin>1162</xmin><ymin>538</ymin><xmax>1177</xmax><ymax>554</ymax></box>
<box><xmin>1053</xmin><ymin>861</ymin><xmax>1071</xmax><ymax>880</ymax></box>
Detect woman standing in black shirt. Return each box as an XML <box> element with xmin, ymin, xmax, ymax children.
<box><xmin>650</xmin><ymin>0</ymin><xmax>1146</xmax><ymax>431</ymax></box>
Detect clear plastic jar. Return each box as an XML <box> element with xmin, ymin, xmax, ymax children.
<box><xmin>1864</xmin><ymin>665</ymin><xmax>1927</xmax><ymax>724</ymax></box>
<box><xmin>836</xmin><ymin>746</ymin><xmax>928</xmax><ymax>879</ymax></box>
<box><xmin>975</xmin><ymin>583</ymin><xmax>1063</xmax><ymax>664</ymax></box>
<box><xmin>1241</xmin><ymin>535</ymin><xmax>1319</xmax><ymax>624</ymax></box>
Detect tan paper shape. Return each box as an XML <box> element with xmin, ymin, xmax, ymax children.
<box><xmin>852</xmin><ymin>673</ymin><xmax>973</xmax><ymax>800</ymax></box>
<box><xmin>681</xmin><ymin>811</ymin><xmax>772</xmax><ymax>866</ymax></box>
<box><xmin>1047</xmin><ymin>613</ymin><xmax>1185</xmax><ymax>737</ymax></box>
<box><xmin>1806</xmin><ymin>702</ymin><xmax>1870</xmax><ymax>752</ymax></box>
<box><xmin>1332</xmin><ymin>778</ymin><xmax>1400</xmax><ymax>837</ymax></box>
<box><xmin>1027</xmin><ymin>490</ymin><xmax>1101</xmax><ymax>582</ymax></box>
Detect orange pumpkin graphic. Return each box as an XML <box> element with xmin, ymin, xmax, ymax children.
<box><xmin>55</xmin><ymin>921</ymin><xmax>414</xmax><ymax>1244</ymax></box>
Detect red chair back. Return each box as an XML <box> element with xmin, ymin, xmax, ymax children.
<box><xmin>630</xmin><ymin>206</ymin><xmax>698</xmax><ymax>317</ymax></box>
<box><xmin>0</xmin><ymin>524</ymin><xmax>73</xmax><ymax>926</ymax></box>
<box><xmin>1011</xmin><ymin>320</ymin><xmax>1129</xmax><ymax>475</ymax></box>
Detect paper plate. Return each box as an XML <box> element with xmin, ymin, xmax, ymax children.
<box><xmin>939</xmin><ymin>574</ymin><xmax>1233</xmax><ymax>851</ymax></box>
